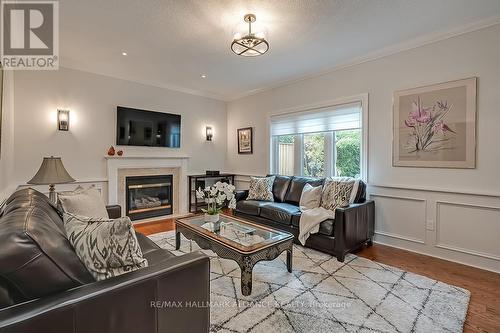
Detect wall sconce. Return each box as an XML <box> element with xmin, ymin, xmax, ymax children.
<box><xmin>206</xmin><ymin>126</ymin><xmax>213</xmax><ymax>141</ymax></box>
<box><xmin>57</xmin><ymin>109</ymin><xmax>70</xmax><ymax>131</ymax></box>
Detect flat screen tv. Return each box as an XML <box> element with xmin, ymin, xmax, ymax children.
<box><xmin>116</xmin><ymin>106</ymin><xmax>181</xmax><ymax>147</ymax></box>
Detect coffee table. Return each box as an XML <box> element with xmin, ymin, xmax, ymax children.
<box><xmin>175</xmin><ymin>214</ymin><xmax>294</xmax><ymax>296</ymax></box>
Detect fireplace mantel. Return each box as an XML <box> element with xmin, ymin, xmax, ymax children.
<box><xmin>105</xmin><ymin>156</ymin><xmax>190</xmax><ymax>160</ymax></box>
<box><xmin>106</xmin><ymin>156</ymin><xmax>189</xmax><ymax>215</ymax></box>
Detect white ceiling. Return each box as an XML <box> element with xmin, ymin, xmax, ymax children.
<box><xmin>60</xmin><ymin>0</ymin><xmax>500</xmax><ymax>101</ymax></box>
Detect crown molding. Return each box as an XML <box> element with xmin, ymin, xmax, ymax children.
<box><xmin>226</xmin><ymin>16</ymin><xmax>500</xmax><ymax>102</ymax></box>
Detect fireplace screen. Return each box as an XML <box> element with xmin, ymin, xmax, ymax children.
<box><xmin>125</xmin><ymin>175</ymin><xmax>173</xmax><ymax>221</ymax></box>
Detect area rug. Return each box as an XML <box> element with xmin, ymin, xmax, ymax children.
<box><xmin>148</xmin><ymin>231</ymin><xmax>470</xmax><ymax>333</ymax></box>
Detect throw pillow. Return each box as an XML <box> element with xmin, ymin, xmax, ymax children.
<box><xmin>247</xmin><ymin>176</ymin><xmax>276</xmax><ymax>201</ymax></box>
<box><xmin>58</xmin><ymin>185</ymin><xmax>109</xmax><ymax>219</ymax></box>
<box><xmin>320</xmin><ymin>177</ymin><xmax>359</xmax><ymax>211</ymax></box>
<box><xmin>299</xmin><ymin>183</ymin><xmax>322</xmax><ymax>212</ymax></box>
<box><xmin>63</xmin><ymin>213</ymin><xmax>148</xmax><ymax>281</ymax></box>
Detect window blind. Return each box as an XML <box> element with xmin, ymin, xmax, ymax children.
<box><xmin>270</xmin><ymin>102</ymin><xmax>361</xmax><ymax>136</ymax></box>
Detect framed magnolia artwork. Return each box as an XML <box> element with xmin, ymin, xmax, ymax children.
<box><xmin>393</xmin><ymin>77</ymin><xmax>477</xmax><ymax>168</ymax></box>
<box><xmin>237</xmin><ymin>127</ymin><xmax>253</xmax><ymax>154</ymax></box>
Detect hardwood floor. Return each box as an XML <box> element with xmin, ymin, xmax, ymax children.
<box><xmin>134</xmin><ymin>218</ymin><xmax>175</xmax><ymax>235</ymax></box>
<box><xmin>135</xmin><ymin>218</ymin><xmax>500</xmax><ymax>333</ymax></box>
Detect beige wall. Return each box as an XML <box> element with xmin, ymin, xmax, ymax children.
<box><xmin>0</xmin><ymin>71</ymin><xmax>15</xmax><ymax>202</ymax></box>
<box><xmin>11</xmin><ymin>67</ymin><xmax>227</xmax><ymax>189</ymax></box>
<box><xmin>2</xmin><ymin>23</ymin><xmax>500</xmax><ymax>272</ymax></box>
<box><xmin>226</xmin><ymin>24</ymin><xmax>500</xmax><ymax>272</ymax></box>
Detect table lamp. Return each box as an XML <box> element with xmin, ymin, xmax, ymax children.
<box><xmin>27</xmin><ymin>156</ymin><xmax>76</xmax><ymax>203</ymax></box>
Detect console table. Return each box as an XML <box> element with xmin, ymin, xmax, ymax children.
<box><xmin>188</xmin><ymin>173</ymin><xmax>235</xmax><ymax>213</ymax></box>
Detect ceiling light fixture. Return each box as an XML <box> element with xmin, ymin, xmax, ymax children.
<box><xmin>201</xmin><ymin>74</ymin><xmax>207</xmax><ymax>78</ymax></box>
<box><xmin>122</xmin><ymin>52</ymin><xmax>127</xmax><ymax>56</ymax></box>
<box><xmin>231</xmin><ymin>14</ymin><xmax>269</xmax><ymax>57</ymax></box>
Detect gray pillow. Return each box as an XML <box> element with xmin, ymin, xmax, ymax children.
<box><xmin>63</xmin><ymin>213</ymin><xmax>148</xmax><ymax>281</ymax></box>
<box><xmin>58</xmin><ymin>185</ymin><xmax>109</xmax><ymax>219</ymax></box>
<box><xmin>247</xmin><ymin>176</ymin><xmax>276</xmax><ymax>201</ymax></box>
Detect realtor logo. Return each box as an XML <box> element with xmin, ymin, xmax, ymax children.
<box><xmin>1</xmin><ymin>0</ymin><xmax>59</xmax><ymax>69</ymax></box>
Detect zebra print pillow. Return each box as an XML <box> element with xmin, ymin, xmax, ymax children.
<box><xmin>63</xmin><ymin>213</ymin><xmax>148</xmax><ymax>281</ymax></box>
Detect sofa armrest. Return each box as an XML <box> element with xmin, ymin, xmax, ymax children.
<box><xmin>106</xmin><ymin>205</ymin><xmax>121</xmax><ymax>219</ymax></box>
<box><xmin>235</xmin><ymin>190</ymin><xmax>249</xmax><ymax>202</ymax></box>
<box><xmin>0</xmin><ymin>252</ymin><xmax>210</xmax><ymax>333</ymax></box>
<box><xmin>333</xmin><ymin>201</ymin><xmax>375</xmax><ymax>261</ymax></box>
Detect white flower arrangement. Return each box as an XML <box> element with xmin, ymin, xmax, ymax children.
<box><xmin>196</xmin><ymin>181</ymin><xmax>237</xmax><ymax>215</ymax></box>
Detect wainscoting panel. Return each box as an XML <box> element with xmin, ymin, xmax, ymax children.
<box><xmin>369</xmin><ymin>184</ymin><xmax>500</xmax><ymax>273</ymax></box>
<box><xmin>435</xmin><ymin>201</ymin><xmax>500</xmax><ymax>261</ymax></box>
<box><xmin>234</xmin><ymin>174</ymin><xmax>253</xmax><ymax>191</ymax></box>
<box><xmin>370</xmin><ymin>194</ymin><xmax>427</xmax><ymax>244</ymax></box>
<box><xmin>17</xmin><ymin>179</ymin><xmax>108</xmax><ymax>203</ymax></box>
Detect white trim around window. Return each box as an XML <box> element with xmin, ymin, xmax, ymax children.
<box><xmin>268</xmin><ymin>93</ymin><xmax>369</xmax><ymax>182</ymax></box>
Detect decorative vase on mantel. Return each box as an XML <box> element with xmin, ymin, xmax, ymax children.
<box><xmin>107</xmin><ymin>146</ymin><xmax>116</xmax><ymax>156</ymax></box>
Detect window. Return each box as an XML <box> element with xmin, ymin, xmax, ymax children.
<box><xmin>303</xmin><ymin>133</ymin><xmax>325</xmax><ymax>177</ymax></box>
<box><xmin>277</xmin><ymin>135</ymin><xmax>295</xmax><ymax>176</ymax></box>
<box><xmin>270</xmin><ymin>101</ymin><xmax>364</xmax><ymax>179</ymax></box>
<box><xmin>335</xmin><ymin>129</ymin><xmax>361</xmax><ymax>177</ymax></box>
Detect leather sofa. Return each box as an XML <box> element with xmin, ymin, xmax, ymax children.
<box><xmin>234</xmin><ymin>175</ymin><xmax>375</xmax><ymax>262</ymax></box>
<box><xmin>0</xmin><ymin>188</ymin><xmax>210</xmax><ymax>333</ymax></box>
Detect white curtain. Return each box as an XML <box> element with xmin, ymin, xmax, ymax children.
<box><xmin>270</xmin><ymin>102</ymin><xmax>361</xmax><ymax>136</ymax></box>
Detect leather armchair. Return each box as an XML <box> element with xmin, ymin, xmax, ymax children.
<box><xmin>0</xmin><ymin>252</ymin><xmax>210</xmax><ymax>333</ymax></box>
<box><xmin>0</xmin><ymin>188</ymin><xmax>211</xmax><ymax>333</ymax></box>
<box><xmin>106</xmin><ymin>204</ymin><xmax>122</xmax><ymax>219</ymax></box>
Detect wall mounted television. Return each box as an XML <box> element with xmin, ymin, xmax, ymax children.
<box><xmin>116</xmin><ymin>106</ymin><xmax>181</xmax><ymax>148</ymax></box>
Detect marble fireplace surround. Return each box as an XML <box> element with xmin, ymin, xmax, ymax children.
<box><xmin>106</xmin><ymin>156</ymin><xmax>189</xmax><ymax>218</ymax></box>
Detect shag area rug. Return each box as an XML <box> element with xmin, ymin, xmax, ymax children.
<box><xmin>149</xmin><ymin>231</ymin><xmax>470</xmax><ymax>333</ymax></box>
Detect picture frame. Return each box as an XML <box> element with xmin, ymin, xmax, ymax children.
<box><xmin>237</xmin><ymin>127</ymin><xmax>253</xmax><ymax>154</ymax></box>
<box><xmin>393</xmin><ymin>77</ymin><xmax>477</xmax><ymax>168</ymax></box>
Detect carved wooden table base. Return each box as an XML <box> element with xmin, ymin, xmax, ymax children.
<box><xmin>175</xmin><ymin>224</ymin><xmax>293</xmax><ymax>296</ymax></box>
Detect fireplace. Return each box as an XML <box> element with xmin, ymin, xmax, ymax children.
<box><xmin>125</xmin><ymin>175</ymin><xmax>173</xmax><ymax>221</ymax></box>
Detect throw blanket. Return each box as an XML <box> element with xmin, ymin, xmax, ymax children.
<box><xmin>298</xmin><ymin>178</ymin><xmax>359</xmax><ymax>245</ymax></box>
<box><xmin>298</xmin><ymin>207</ymin><xmax>335</xmax><ymax>245</ymax></box>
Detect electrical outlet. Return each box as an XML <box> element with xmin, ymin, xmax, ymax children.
<box><xmin>426</xmin><ymin>219</ymin><xmax>435</xmax><ymax>231</ymax></box>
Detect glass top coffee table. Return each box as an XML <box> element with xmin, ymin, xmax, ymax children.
<box><xmin>175</xmin><ymin>214</ymin><xmax>294</xmax><ymax>296</ymax></box>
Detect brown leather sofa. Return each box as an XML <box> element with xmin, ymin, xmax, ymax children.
<box><xmin>0</xmin><ymin>188</ymin><xmax>210</xmax><ymax>333</ymax></box>
<box><xmin>234</xmin><ymin>175</ymin><xmax>375</xmax><ymax>262</ymax></box>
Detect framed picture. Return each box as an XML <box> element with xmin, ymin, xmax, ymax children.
<box><xmin>237</xmin><ymin>127</ymin><xmax>253</xmax><ymax>154</ymax></box>
<box><xmin>393</xmin><ymin>77</ymin><xmax>477</xmax><ymax>168</ymax></box>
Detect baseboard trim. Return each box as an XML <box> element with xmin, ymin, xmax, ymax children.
<box><xmin>374</xmin><ymin>231</ymin><xmax>425</xmax><ymax>244</ymax></box>
<box><xmin>373</xmin><ymin>240</ymin><xmax>500</xmax><ymax>274</ymax></box>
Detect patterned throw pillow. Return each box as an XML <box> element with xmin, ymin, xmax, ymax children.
<box><xmin>247</xmin><ymin>176</ymin><xmax>276</xmax><ymax>201</ymax></box>
<box><xmin>63</xmin><ymin>213</ymin><xmax>148</xmax><ymax>281</ymax></box>
<box><xmin>320</xmin><ymin>177</ymin><xmax>359</xmax><ymax>211</ymax></box>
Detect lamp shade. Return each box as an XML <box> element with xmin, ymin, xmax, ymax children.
<box><xmin>28</xmin><ymin>156</ymin><xmax>75</xmax><ymax>185</ymax></box>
